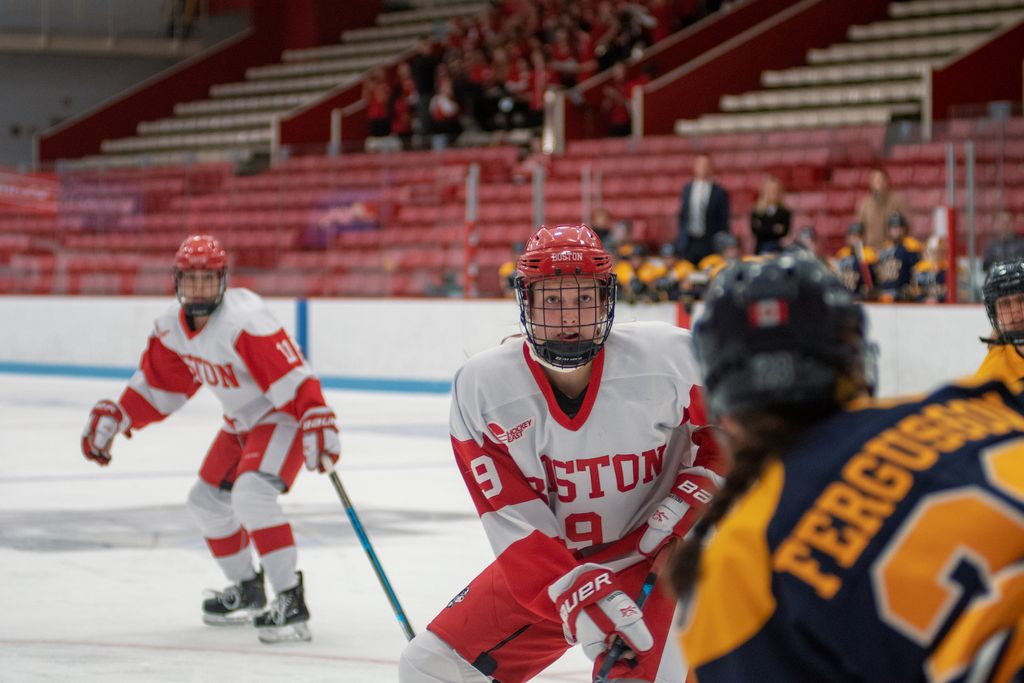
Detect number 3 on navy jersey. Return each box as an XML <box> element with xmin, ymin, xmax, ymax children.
<box><xmin>872</xmin><ymin>438</ymin><xmax>1024</xmax><ymax>682</ymax></box>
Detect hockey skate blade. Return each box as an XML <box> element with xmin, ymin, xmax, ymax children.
<box><xmin>203</xmin><ymin>608</ymin><xmax>265</xmax><ymax>626</ymax></box>
<box><xmin>257</xmin><ymin>621</ymin><xmax>311</xmax><ymax>643</ymax></box>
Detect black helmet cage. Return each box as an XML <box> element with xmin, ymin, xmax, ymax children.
<box><xmin>983</xmin><ymin>259</ymin><xmax>1024</xmax><ymax>346</ymax></box>
<box><xmin>174</xmin><ymin>267</ymin><xmax>227</xmax><ymax>318</ymax></box>
<box><xmin>694</xmin><ymin>255</ymin><xmax>872</xmax><ymax>420</ymax></box>
<box><xmin>516</xmin><ymin>273</ymin><xmax>618</xmax><ymax>369</ymax></box>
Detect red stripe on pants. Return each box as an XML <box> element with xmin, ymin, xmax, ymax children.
<box><xmin>206</xmin><ymin>527</ymin><xmax>249</xmax><ymax>557</ymax></box>
<box><xmin>251</xmin><ymin>523</ymin><xmax>295</xmax><ymax>556</ymax></box>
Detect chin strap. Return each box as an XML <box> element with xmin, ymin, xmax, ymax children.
<box><xmin>980</xmin><ymin>336</ymin><xmax>1007</xmax><ymax>345</ymax></box>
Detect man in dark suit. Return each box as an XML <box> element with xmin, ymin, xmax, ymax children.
<box><xmin>676</xmin><ymin>153</ymin><xmax>730</xmax><ymax>265</ymax></box>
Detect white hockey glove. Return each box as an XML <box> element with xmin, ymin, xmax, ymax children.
<box><xmin>638</xmin><ymin>471</ymin><xmax>717</xmax><ymax>557</ymax></box>
<box><xmin>549</xmin><ymin>563</ymin><xmax>653</xmax><ymax>662</ymax></box>
<box><xmin>81</xmin><ymin>400</ymin><xmax>131</xmax><ymax>466</ymax></box>
<box><xmin>300</xmin><ymin>406</ymin><xmax>341</xmax><ymax>473</ymax></box>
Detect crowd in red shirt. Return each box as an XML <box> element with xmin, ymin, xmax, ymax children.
<box><xmin>364</xmin><ymin>0</ymin><xmax>710</xmax><ymax>148</ymax></box>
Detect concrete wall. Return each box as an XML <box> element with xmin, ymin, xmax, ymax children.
<box><xmin>0</xmin><ymin>53</ymin><xmax>181</xmax><ymax>168</ymax></box>
<box><xmin>0</xmin><ymin>296</ymin><xmax>990</xmax><ymax>397</ymax></box>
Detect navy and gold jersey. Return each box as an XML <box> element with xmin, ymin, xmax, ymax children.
<box><xmin>835</xmin><ymin>245</ymin><xmax>878</xmax><ymax>298</ymax></box>
<box><xmin>976</xmin><ymin>344</ymin><xmax>1024</xmax><ymax>387</ymax></box>
<box><xmin>680</xmin><ymin>380</ymin><xmax>1024</xmax><ymax>682</ymax></box>
<box><xmin>877</xmin><ymin>236</ymin><xmax>923</xmax><ymax>301</ymax></box>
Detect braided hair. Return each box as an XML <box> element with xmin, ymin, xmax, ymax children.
<box><xmin>670</xmin><ymin>408</ymin><xmax>824</xmax><ymax>599</ymax></box>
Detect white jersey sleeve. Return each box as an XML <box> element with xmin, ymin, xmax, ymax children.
<box><xmin>118</xmin><ymin>289</ymin><xmax>325</xmax><ymax>433</ymax></box>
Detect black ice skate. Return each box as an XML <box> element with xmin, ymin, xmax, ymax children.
<box><xmin>254</xmin><ymin>571</ymin><xmax>311</xmax><ymax>643</ymax></box>
<box><xmin>202</xmin><ymin>570</ymin><xmax>267</xmax><ymax>625</ymax></box>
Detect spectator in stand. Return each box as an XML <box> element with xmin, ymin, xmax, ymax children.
<box><xmin>430</xmin><ymin>76</ymin><xmax>462</xmax><ymax>150</ymax></box>
<box><xmin>410</xmin><ymin>38</ymin><xmax>441</xmax><ymax>147</ymax></box>
<box><xmin>364</xmin><ymin>68</ymin><xmax>393</xmax><ymax>138</ymax></box>
<box><xmin>749</xmin><ymin>176</ymin><xmax>791</xmax><ymax>255</ymax></box>
<box><xmin>525</xmin><ymin>46</ymin><xmax>554</xmax><ymax>128</ymax></box>
<box><xmin>876</xmin><ymin>211</ymin><xmax>922</xmax><ymax>302</ymax></box>
<box><xmin>461</xmin><ymin>48</ymin><xmax>490</xmax><ymax>130</ymax></box>
<box><xmin>602</xmin><ymin>62</ymin><xmax>633</xmax><ymax>137</ymax></box>
<box><xmin>574</xmin><ymin>28</ymin><xmax>599</xmax><ymax>84</ymax></box>
<box><xmin>856</xmin><ymin>167</ymin><xmax>909</xmax><ymax>251</ymax></box>
<box><xmin>676</xmin><ymin>153</ymin><xmax>731</xmax><ymax>265</ymax></box>
<box><xmin>592</xmin><ymin>1</ymin><xmax>623</xmax><ymax>72</ymax></box>
<box><xmin>834</xmin><ymin>221</ymin><xmax>878</xmax><ymax>300</ymax></box>
<box><xmin>503</xmin><ymin>56</ymin><xmax>532</xmax><ymax>129</ymax></box>
<box><xmin>548</xmin><ymin>27</ymin><xmax>581</xmax><ymax>87</ymax></box>
<box><xmin>390</xmin><ymin>62</ymin><xmax>417</xmax><ymax>150</ymax></box>
<box><xmin>983</xmin><ymin>209</ymin><xmax>1024</xmax><ymax>272</ymax></box>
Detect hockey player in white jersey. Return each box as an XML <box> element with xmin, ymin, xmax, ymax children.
<box><xmin>399</xmin><ymin>224</ymin><xmax>726</xmax><ymax>682</ymax></box>
<box><xmin>80</xmin><ymin>235</ymin><xmax>341</xmax><ymax>644</ymax></box>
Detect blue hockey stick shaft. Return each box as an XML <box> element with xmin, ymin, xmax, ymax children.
<box><xmin>323</xmin><ymin>456</ymin><xmax>416</xmax><ymax>642</ymax></box>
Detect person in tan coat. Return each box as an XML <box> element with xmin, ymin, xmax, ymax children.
<box><xmin>856</xmin><ymin>168</ymin><xmax>909</xmax><ymax>250</ymax></box>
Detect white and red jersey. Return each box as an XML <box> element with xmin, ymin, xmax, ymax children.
<box><xmin>450</xmin><ymin>321</ymin><xmax>725</xmax><ymax>621</ymax></box>
<box><xmin>118</xmin><ymin>288</ymin><xmax>325</xmax><ymax>433</ymax></box>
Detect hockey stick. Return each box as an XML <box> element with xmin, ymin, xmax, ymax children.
<box><xmin>321</xmin><ymin>455</ymin><xmax>417</xmax><ymax>642</ymax></box>
<box><xmin>593</xmin><ymin>545</ymin><xmax>673</xmax><ymax>683</ymax></box>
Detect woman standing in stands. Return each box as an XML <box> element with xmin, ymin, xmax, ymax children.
<box><xmin>750</xmin><ymin>176</ymin><xmax>791</xmax><ymax>255</ymax></box>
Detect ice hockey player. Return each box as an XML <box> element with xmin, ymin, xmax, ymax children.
<box><xmin>673</xmin><ymin>253</ymin><xmax>1024</xmax><ymax>682</ymax></box>
<box><xmin>976</xmin><ymin>257</ymin><xmax>1024</xmax><ymax>385</ymax></box>
<box><xmin>399</xmin><ymin>224</ymin><xmax>725</xmax><ymax>682</ymax></box>
<box><xmin>80</xmin><ymin>235</ymin><xmax>341</xmax><ymax>643</ymax></box>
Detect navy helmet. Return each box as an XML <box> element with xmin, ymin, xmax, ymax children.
<box><xmin>694</xmin><ymin>254</ymin><xmax>872</xmax><ymax>419</ymax></box>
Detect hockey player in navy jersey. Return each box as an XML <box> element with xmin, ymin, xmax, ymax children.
<box><xmin>674</xmin><ymin>254</ymin><xmax>1024</xmax><ymax>682</ymax></box>
<box><xmin>80</xmin><ymin>235</ymin><xmax>341</xmax><ymax>643</ymax></box>
<box><xmin>400</xmin><ymin>224</ymin><xmax>726</xmax><ymax>682</ymax></box>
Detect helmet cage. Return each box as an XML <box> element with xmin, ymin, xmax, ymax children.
<box><xmin>514</xmin><ymin>224</ymin><xmax>617</xmax><ymax>370</ymax></box>
<box><xmin>174</xmin><ymin>267</ymin><xmax>227</xmax><ymax>317</ymax></box>
<box><xmin>173</xmin><ymin>235</ymin><xmax>228</xmax><ymax>317</ymax></box>
<box><xmin>516</xmin><ymin>273</ymin><xmax>617</xmax><ymax>370</ymax></box>
<box><xmin>983</xmin><ymin>259</ymin><xmax>1024</xmax><ymax>346</ymax></box>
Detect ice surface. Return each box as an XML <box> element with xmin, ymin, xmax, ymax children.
<box><xmin>0</xmin><ymin>374</ymin><xmax>592</xmax><ymax>681</ymax></box>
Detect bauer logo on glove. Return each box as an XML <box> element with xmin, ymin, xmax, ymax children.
<box><xmin>300</xmin><ymin>406</ymin><xmax>341</xmax><ymax>473</ymax></box>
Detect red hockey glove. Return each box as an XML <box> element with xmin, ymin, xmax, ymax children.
<box><xmin>81</xmin><ymin>400</ymin><xmax>131</xmax><ymax>466</ymax></box>
<box><xmin>300</xmin><ymin>406</ymin><xmax>341</xmax><ymax>473</ymax></box>
<box><xmin>638</xmin><ymin>471</ymin><xmax>717</xmax><ymax>557</ymax></box>
<box><xmin>549</xmin><ymin>563</ymin><xmax>653</xmax><ymax>662</ymax></box>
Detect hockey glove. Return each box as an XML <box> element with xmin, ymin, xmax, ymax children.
<box><xmin>300</xmin><ymin>406</ymin><xmax>341</xmax><ymax>473</ymax></box>
<box><xmin>81</xmin><ymin>399</ymin><xmax>131</xmax><ymax>466</ymax></box>
<box><xmin>638</xmin><ymin>471</ymin><xmax>717</xmax><ymax>557</ymax></box>
<box><xmin>549</xmin><ymin>563</ymin><xmax>653</xmax><ymax>662</ymax></box>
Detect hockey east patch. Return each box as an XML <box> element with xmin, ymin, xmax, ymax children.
<box><xmin>487</xmin><ymin>418</ymin><xmax>534</xmax><ymax>444</ymax></box>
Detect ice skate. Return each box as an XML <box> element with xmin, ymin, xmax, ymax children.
<box><xmin>202</xmin><ymin>570</ymin><xmax>266</xmax><ymax>625</ymax></box>
<box><xmin>255</xmin><ymin>571</ymin><xmax>311</xmax><ymax>643</ymax></box>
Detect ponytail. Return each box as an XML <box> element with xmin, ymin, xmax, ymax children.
<box><xmin>670</xmin><ymin>408</ymin><xmax>821</xmax><ymax>599</ymax></box>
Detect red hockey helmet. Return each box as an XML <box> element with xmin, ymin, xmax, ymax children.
<box><xmin>514</xmin><ymin>225</ymin><xmax>617</xmax><ymax>370</ymax></box>
<box><xmin>174</xmin><ymin>235</ymin><xmax>227</xmax><ymax>271</ymax></box>
<box><xmin>516</xmin><ymin>224</ymin><xmax>613</xmax><ymax>284</ymax></box>
<box><xmin>173</xmin><ymin>235</ymin><xmax>227</xmax><ymax>317</ymax></box>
